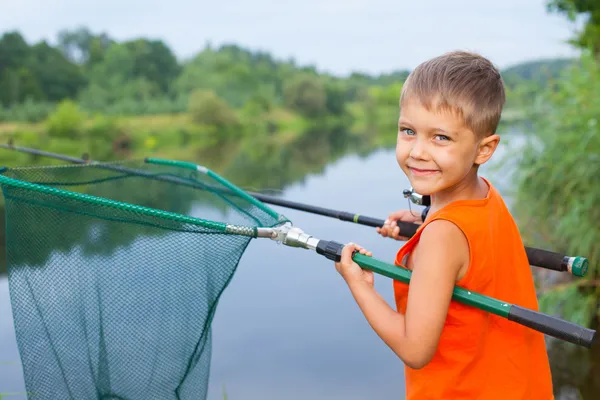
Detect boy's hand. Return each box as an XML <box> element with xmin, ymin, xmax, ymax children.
<box><xmin>376</xmin><ymin>209</ymin><xmax>423</xmax><ymax>241</ymax></box>
<box><xmin>334</xmin><ymin>243</ymin><xmax>374</xmax><ymax>287</ymax></box>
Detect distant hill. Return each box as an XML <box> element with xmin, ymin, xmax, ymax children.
<box><xmin>501</xmin><ymin>58</ymin><xmax>575</xmax><ymax>87</ymax></box>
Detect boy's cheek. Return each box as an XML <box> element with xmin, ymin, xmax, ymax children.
<box><xmin>395</xmin><ymin>146</ymin><xmax>410</xmax><ymax>163</ymax></box>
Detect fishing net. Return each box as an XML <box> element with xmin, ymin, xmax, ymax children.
<box><xmin>0</xmin><ymin>158</ymin><xmax>289</xmax><ymax>400</ymax></box>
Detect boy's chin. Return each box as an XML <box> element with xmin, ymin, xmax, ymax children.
<box><xmin>409</xmin><ymin>181</ymin><xmax>438</xmax><ymax>196</ymax></box>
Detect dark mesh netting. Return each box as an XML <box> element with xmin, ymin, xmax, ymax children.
<box><xmin>0</xmin><ymin>159</ymin><xmax>288</xmax><ymax>399</ymax></box>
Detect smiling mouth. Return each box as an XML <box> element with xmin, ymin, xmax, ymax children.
<box><xmin>408</xmin><ymin>167</ymin><xmax>440</xmax><ymax>176</ymax></box>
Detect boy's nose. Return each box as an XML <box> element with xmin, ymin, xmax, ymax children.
<box><xmin>409</xmin><ymin>139</ymin><xmax>428</xmax><ymax>160</ymax></box>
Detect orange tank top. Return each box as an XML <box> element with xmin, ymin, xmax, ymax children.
<box><xmin>394</xmin><ymin>177</ymin><xmax>554</xmax><ymax>400</ymax></box>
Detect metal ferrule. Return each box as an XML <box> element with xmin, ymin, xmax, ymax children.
<box><xmin>282</xmin><ymin>227</ymin><xmax>320</xmax><ymax>250</ymax></box>
<box><xmin>256</xmin><ymin>227</ymin><xmax>278</xmax><ymax>238</ymax></box>
<box><xmin>567</xmin><ymin>257</ymin><xmax>574</xmax><ymax>274</ymax></box>
<box><xmin>254</xmin><ymin>223</ymin><xmax>320</xmax><ymax>251</ymax></box>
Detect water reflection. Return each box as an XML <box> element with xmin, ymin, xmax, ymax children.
<box><xmin>0</xmin><ymin>139</ymin><xmax>597</xmax><ymax>399</ymax></box>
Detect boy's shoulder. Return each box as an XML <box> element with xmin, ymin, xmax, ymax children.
<box><xmin>428</xmin><ymin>177</ymin><xmax>509</xmax><ymax>219</ymax></box>
<box><xmin>408</xmin><ymin>178</ymin><xmax>517</xmax><ymax>257</ymax></box>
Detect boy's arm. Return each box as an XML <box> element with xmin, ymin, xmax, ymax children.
<box><xmin>337</xmin><ymin>219</ymin><xmax>468</xmax><ymax>369</ymax></box>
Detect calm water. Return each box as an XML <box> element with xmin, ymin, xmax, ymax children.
<box><xmin>0</xmin><ymin>141</ymin><xmax>596</xmax><ymax>399</ymax></box>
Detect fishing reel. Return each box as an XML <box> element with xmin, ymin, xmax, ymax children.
<box><xmin>403</xmin><ymin>187</ymin><xmax>431</xmax><ymax>222</ymax></box>
<box><xmin>402</xmin><ymin>187</ymin><xmax>431</xmax><ymax>206</ymax></box>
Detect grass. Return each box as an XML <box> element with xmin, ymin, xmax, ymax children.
<box><xmin>0</xmin><ymin>393</ymin><xmax>32</xmax><ymax>399</ymax></box>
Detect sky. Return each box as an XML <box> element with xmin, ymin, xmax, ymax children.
<box><xmin>1</xmin><ymin>0</ymin><xmax>582</xmax><ymax>76</ymax></box>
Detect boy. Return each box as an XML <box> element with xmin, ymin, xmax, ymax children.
<box><xmin>334</xmin><ymin>51</ymin><xmax>554</xmax><ymax>399</ymax></box>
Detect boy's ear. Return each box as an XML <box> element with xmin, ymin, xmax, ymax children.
<box><xmin>474</xmin><ymin>134</ymin><xmax>500</xmax><ymax>165</ymax></box>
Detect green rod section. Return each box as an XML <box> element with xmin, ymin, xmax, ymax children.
<box><xmin>0</xmin><ymin>173</ymin><xmax>232</xmax><ymax>233</ymax></box>
<box><xmin>145</xmin><ymin>157</ymin><xmax>282</xmax><ymax>221</ymax></box>
<box><xmin>352</xmin><ymin>253</ymin><xmax>511</xmax><ymax>316</ymax></box>
<box><xmin>144</xmin><ymin>158</ymin><xmax>200</xmax><ymax>172</ymax></box>
<box><xmin>350</xmin><ymin>253</ymin><xmax>596</xmax><ymax>347</ymax></box>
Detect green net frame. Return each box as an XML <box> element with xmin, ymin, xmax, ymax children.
<box><xmin>0</xmin><ymin>158</ymin><xmax>288</xmax><ymax>400</ymax></box>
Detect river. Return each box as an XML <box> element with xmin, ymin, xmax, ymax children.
<box><xmin>0</xmin><ymin>136</ymin><xmax>597</xmax><ymax>399</ymax></box>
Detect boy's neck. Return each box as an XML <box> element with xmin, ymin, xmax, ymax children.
<box><xmin>428</xmin><ymin>170</ymin><xmax>488</xmax><ymax>214</ymax></box>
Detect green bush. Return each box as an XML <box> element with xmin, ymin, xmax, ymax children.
<box><xmin>0</xmin><ymin>100</ymin><xmax>55</xmax><ymax>123</ymax></box>
<box><xmin>283</xmin><ymin>74</ymin><xmax>327</xmax><ymax>118</ymax></box>
<box><xmin>188</xmin><ymin>89</ymin><xmax>238</xmax><ymax>128</ymax></box>
<box><xmin>511</xmin><ymin>52</ymin><xmax>599</xmax><ymax>327</ymax></box>
<box><xmin>45</xmin><ymin>100</ymin><xmax>86</xmax><ymax>139</ymax></box>
<box><xmin>187</xmin><ymin>89</ymin><xmax>240</xmax><ymax>145</ymax></box>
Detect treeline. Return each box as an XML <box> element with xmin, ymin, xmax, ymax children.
<box><xmin>502</xmin><ymin>58</ymin><xmax>574</xmax><ymax>87</ymax></box>
<box><xmin>1</xmin><ymin>26</ymin><xmax>575</xmax><ymax>125</ymax></box>
<box><xmin>0</xmin><ymin>27</ymin><xmax>411</xmax><ymax>123</ymax></box>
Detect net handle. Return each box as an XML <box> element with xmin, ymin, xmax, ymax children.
<box><xmin>0</xmin><ymin>167</ymin><xmax>262</xmax><ymax>237</ymax></box>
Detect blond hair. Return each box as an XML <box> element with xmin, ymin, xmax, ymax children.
<box><xmin>400</xmin><ymin>51</ymin><xmax>506</xmax><ymax>136</ymax></box>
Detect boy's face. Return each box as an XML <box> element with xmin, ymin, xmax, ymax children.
<box><xmin>395</xmin><ymin>98</ymin><xmax>499</xmax><ymax>196</ymax></box>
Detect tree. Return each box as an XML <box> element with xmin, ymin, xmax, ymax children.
<box><xmin>124</xmin><ymin>39</ymin><xmax>180</xmax><ymax>94</ymax></box>
<box><xmin>30</xmin><ymin>41</ymin><xmax>87</xmax><ymax>102</ymax></box>
<box><xmin>0</xmin><ymin>31</ymin><xmax>31</xmax><ymax>71</ymax></box>
<box><xmin>0</xmin><ymin>32</ymin><xmax>43</xmax><ymax>105</ymax></box>
<box><xmin>78</xmin><ymin>43</ymin><xmax>162</xmax><ymax>109</ymax></box>
<box><xmin>188</xmin><ymin>89</ymin><xmax>238</xmax><ymax>128</ymax></box>
<box><xmin>283</xmin><ymin>74</ymin><xmax>327</xmax><ymax>118</ymax></box>
<box><xmin>547</xmin><ymin>0</ymin><xmax>600</xmax><ymax>54</ymax></box>
<box><xmin>56</xmin><ymin>27</ymin><xmax>113</xmax><ymax>68</ymax></box>
<box><xmin>0</xmin><ymin>31</ymin><xmax>86</xmax><ymax>106</ymax></box>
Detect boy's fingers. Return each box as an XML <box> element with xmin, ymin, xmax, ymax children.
<box><xmin>355</xmin><ymin>246</ymin><xmax>372</xmax><ymax>256</ymax></box>
<box><xmin>338</xmin><ymin>243</ymin><xmax>351</xmax><ymax>262</ymax></box>
<box><xmin>343</xmin><ymin>243</ymin><xmax>371</xmax><ymax>257</ymax></box>
<box><xmin>389</xmin><ymin>210</ymin><xmax>420</xmax><ymax>223</ymax></box>
<box><xmin>388</xmin><ymin>210</ymin><xmax>408</xmax><ymax>220</ymax></box>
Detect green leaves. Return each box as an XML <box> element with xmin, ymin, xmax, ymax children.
<box><xmin>546</xmin><ymin>0</ymin><xmax>600</xmax><ymax>53</ymax></box>
<box><xmin>45</xmin><ymin>100</ymin><xmax>86</xmax><ymax>139</ymax></box>
<box><xmin>512</xmin><ymin>52</ymin><xmax>600</xmax><ymax>327</ymax></box>
<box><xmin>539</xmin><ymin>284</ymin><xmax>596</xmax><ymax>331</ymax></box>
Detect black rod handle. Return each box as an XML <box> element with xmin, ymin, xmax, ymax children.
<box><xmin>338</xmin><ymin>214</ymin><xmax>420</xmax><ymax>237</ymax></box>
<box><xmin>508</xmin><ymin>305</ymin><xmax>597</xmax><ymax>348</ymax></box>
<box><xmin>387</xmin><ymin>220</ymin><xmax>588</xmax><ymax>277</ymax></box>
<box><xmin>524</xmin><ymin>247</ymin><xmax>588</xmax><ymax>277</ymax></box>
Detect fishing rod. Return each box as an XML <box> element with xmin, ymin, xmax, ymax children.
<box><xmin>254</xmin><ymin>189</ymin><xmax>588</xmax><ymax>277</ymax></box>
<box><xmin>0</xmin><ymin>155</ymin><xmax>595</xmax><ymax>349</ymax></box>
<box><xmin>0</xmin><ymin>142</ymin><xmax>589</xmax><ymax>278</ymax></box>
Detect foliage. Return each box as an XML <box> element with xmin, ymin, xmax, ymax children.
<box><xmin>347</xmin><ymin>82</ymin><xmax>404</xmax><ymax>147</ymax></box>
<box><xmin>188</xmin><ymin>89</ymin><xmax>238</xmax><ymax>127</ymax></box>
<box><xmin>510</xmin><ymin>52</ymin><xmax>600</xmax><ymax>327</ymax></box>
<box><xmin>502</xmin><ymin>57</ymin><xmax>574</xmax><ymax>114</ymax></box>
<box><xmin>174</xmin><ymin>44</ymin><xmax>285</xmax><ymax>109</ymax></box>
<box><xmin>502</xmin><ymin>58</ymin><xmax>574</xmax><ymax>88</ymax></box>
<box><xmin>283</xmin><ymin>74</ymin><xmax>327</xmax><ymax>118</ymax></box>
<box><xmin>0</xmin><ymin>32</ymin><xmax>87</xmax><ymax>106</ymax></box>
<box><xmin>0</xmin><ymin>99</ymin><xmax>55</xmax><ymax>123</ymax></box>
<box><xmin>0</xmin><ymin>26</ymin><xmax>578</xmax><ymax>189</ymax></box>
<box><xmin>547</xmin><ymin>0</ymin><xmax>600</xmax><ymax>54</ymax></box>
<box><xmin>45</xmin><ymin>100</ymin><xmax>86</xmax><ymax>139</ymax></box>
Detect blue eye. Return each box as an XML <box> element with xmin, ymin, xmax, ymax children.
<box><xmin>400</xmin><ymin>128</ymin><xmax>415</xmax><ymax>135</ymax></box>
<box><xmin>435</xmin><ymin>134</ymin><xmax>450</xmax><ymax>141</ymax></box>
